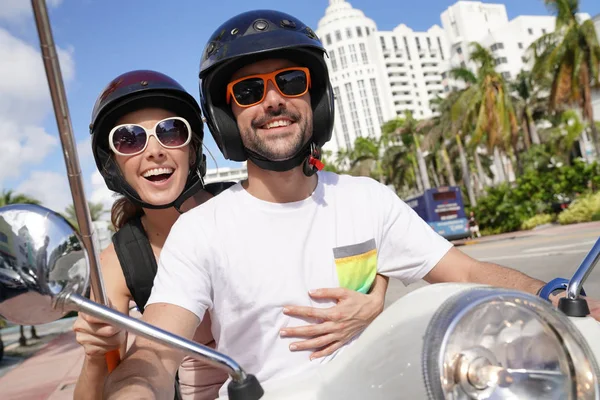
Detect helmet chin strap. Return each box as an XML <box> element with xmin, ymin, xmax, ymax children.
<box><xmin>245</xmin><ymin>141</ymin><xmax>325</xmax><ymax>177</ymax></box>
<box><xmin>118</xmin><ymin>168</ymin><xmax>204</xmax><ymax>214</ymax></box>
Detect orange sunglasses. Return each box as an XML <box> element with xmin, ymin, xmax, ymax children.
<box><xmin>226</xmin><ymin>67</ymin><xmax>311</xmax><ymax>108</ymax></box>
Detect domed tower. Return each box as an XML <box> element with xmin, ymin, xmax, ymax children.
<box><xmin>316</xmin><ymin>0</ymin><xmax>395</xmax><ymax>156</ymax></box>
<box><xmin>316</xmin><ymin>1</ymin><xmax>450</xmax><ymax>158</ymax></box>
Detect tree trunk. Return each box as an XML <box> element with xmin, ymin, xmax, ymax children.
<box><xmin>412</xmin><ymin>161</ymin><xmax>423</xmax><ymax>193</ymax></box>
<box><xmin>430</xmin><ymin>162</ymin><xmax>441</xmax><ymax>187</ymax></box>
<box><xmin>441</xmin><ymin>146</ymin><xmax>457</xmax><ymax>186</ymax></box>
<box><xmin>590</xmin><ymin>121</ymin><xmax>600</xmax><ymax>159</ymax></box>
<box><xmin>473</xmin><ymin>150</ymin><xmax>486</xmax><ymax>191</ymax></box>
<box><xmin>413</xmin><ymin>134</ymin><xmax>431</xmax><ymax>190</ymax></box>
<box><xmin>456</xmin><ymin>134</ymin><xmax>476</xmax><ymax>206</ymax></box>
<box><xmin>526</xmin><ymin>107</ymin><xmax>541</xmax><ymax>145</ymax></box>
<box><xmin>493</xmin><ymin>147</ymin><xmax>507</xmax><ymax>184</ymax></box>
<box><xmin>19</xmin><ymin>325</ymin><xmax>27</xmax><ymax>346</ymax></box>
<box><xmin>30</xmin><ymin>325</ymin><xmax>40</xmax><ymax>339</ymax></box>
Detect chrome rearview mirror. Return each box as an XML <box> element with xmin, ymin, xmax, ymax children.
<box><xmin>0</xmin><ymin>203</ymin><xmax>88</xmax><ymax>325</ymax></box>
<box><xmin>0</xmin><ymin>203</ymin><xmax>264</xmax><ymax>400</ymax></box>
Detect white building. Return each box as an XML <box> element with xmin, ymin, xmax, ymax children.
<box><xmin>316</xmin><ymin>0</ymin><xmax>450</xmax><ymax>155</ymax></box>
<box><xmin>316</xmin><ymin>0</ymin><xmax>594</xmax><ymax>158</ymax></box>
<box><xmin>204</xmin><ymin>162</ymin><xmax>248</xmax><ymax>184</ymax></box>
<box><xmin>440</xmin><ymin>1</ymin><xmax>578</xmax><ymax>83</ymax></box>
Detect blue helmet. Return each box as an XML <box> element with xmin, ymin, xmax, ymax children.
<box><xmin>199</xmin><ymin>10</ymin><xmax>335</xmax><ymax>173</ymax></box>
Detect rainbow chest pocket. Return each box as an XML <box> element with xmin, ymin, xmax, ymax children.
<box><xmin>333</xmin><ymin>239</ymin><xmax>378</xmax><ymax>294</ymax></box>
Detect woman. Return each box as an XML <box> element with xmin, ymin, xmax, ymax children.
<box><xmin>72</xmin><ymin>70</ymin><xmax>389</xmax><ymax>399</ymax></box>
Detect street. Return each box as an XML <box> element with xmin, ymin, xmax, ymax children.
<box><xmin>384</xmin><ymin>223</ymin><xmax>600</xmax><ymax>307</ymax></box>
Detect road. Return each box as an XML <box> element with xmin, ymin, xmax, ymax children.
<box><xmin>384</xmin><ymin>223</ymin><xmax>600</xmax><ymax>307</ymax></box>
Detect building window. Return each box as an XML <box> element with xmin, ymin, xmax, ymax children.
<box><xmin>456</xmin><ymin>46</ymin><xmax>463</xmax><ymax>54</ymax></box>
<box><xmin>415</xmin><ymin>37</ymin><xmax>421</xmax><ymax>51</ymax></box>
<box><xmin>346</xmin><ymin>27</ymin><xmax>353</xmax><ymax>39</ymax></box>
<box><xmin>426</xmin><ymin>37</ymin><xmax>432</xmax><ymax>49</ymax></box>
<box><xmin>357</xmin><ymin>80</ymin><xmax>375</xmax><ymax>136</ymax></box>
<box><xmin>437</xmin><ymin>37</ymin><xmax>445</xmax><ymax>60</ymax></box>
<box><xmin>339</xmin><ymin>46</ymin><xmax>348</xmax><ymax>69</ymax></box>
<box><xmin>403</xmin><ymin>37</ymin><xmax>411</xmax><ymax>60</ymax></box>
<box><xmin>330</xmin><ymin>49</ymin><xmax>338</xmax><ymax>71</ymax></box>
<box><xmin>335</xmin><ymin>30</ymin><xmax>342</xmax><ymax>41</ymax></box>
<box><xmin>357</xmin><ymin>26</ymin><xmax>363</xmax><ymax>37</ymax></box>
<box><xmin>501</xmin><ymin>72</ymin><xmax>511</xmax><ymax>79</ymax></box>
<box><xmin>369</xmin><ymin>78</ymin><xmax>384</xmax><ymax>124</ymax></box>
<box><xmin>359</xmin><ymin>43</ymin><xmax>369</xmax><ymax>64</ymax></box>
<box><xmin>380</xmin><ymin>36</ymin><xmax>387</xmax><ymax>50</ymax></box>
<box><xmin>345</xmin><ymin>82</ymin><xmax>362</xmax><ymax>137</ymax></box>
<box><xmin>333</xmin><ymin>87</ymin><xmax>351</xmax><ymax>149</ymax></box>
<box><xmin>542</xmin><ymin>28</ymin><xmax>547</xmax><ymax>34</ymax></box>
<box><xmin>349</xmin><ymin>44</ymin><xmax>358</xmax><ymax>64</ymax></box>
<box><xmin>528</xmin><ymin>28</ymin><xmax>533</xmax><ymax>35</ymax></box>
<box><xmin>366</xmin><ymin>27</ymin><xmax>370</xmax><ymax>36</ymax></box>
<box><xmin>325</xmin><ymin>34</ymin><xmax>332</xmax><ymax>46</ymax></box>
<box><xmin>392</xmin><ymin>36</ymin><xmax>399</xmax><ymax>50</ymax></box>
<box><xmin>0</xmin><ymin>232</ymin><xmax>7</xmax><ymax>244</ymax></box>
<box><xmin>518</xmin><ymin>42</ymin><xmax>523</xmax><ymax>49</ymax></box>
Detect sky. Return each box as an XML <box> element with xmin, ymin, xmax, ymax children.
<box><xmin>1</xmin><ymin>0</ymin><xmax>599</xmax><ymax>219</ymax></box>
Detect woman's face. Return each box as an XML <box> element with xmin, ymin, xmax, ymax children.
<box><xmin>111</xmin><ymin>108</ymin><xmax>193</xmax><ymax>206</ymax></box>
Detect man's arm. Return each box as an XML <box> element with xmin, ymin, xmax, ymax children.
<box><xmin>103</xmin><ymin>303</ymin><xmax>200</xmax><ymax>399</ymax></box>
<box><xmin>423</xmin><ymin>247</ymin><xmax>545</xmax><ymax>295</ymax></box>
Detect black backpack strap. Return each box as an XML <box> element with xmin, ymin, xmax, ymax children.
<box><xmin>112</xmin><ymin>216</ymin><xmax>158</xmax><ymax>313</ymax></box>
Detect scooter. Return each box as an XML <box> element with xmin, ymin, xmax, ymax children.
<box><xmin>0</xmin><ymin>203</ymin><xmax>599</xmax><ymax>400</ymax></box>
<box><xmin>0</xmin><ymin>1</ymin><xmax>598</xmax><ymax>399</ymax></box>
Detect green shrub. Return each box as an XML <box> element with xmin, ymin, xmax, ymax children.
<box><xmin>521</xmin><ymin>214</ymin><xmax>555</xmax><ymax>230</ymax></box>
<box><xmin>558</xmin><ymin>192</ymin><xmax>600</xmax><ymax>225</ymax></box>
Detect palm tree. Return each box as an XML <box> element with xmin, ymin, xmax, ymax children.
<box><xmin>64</xmin><ymin>202</ymin><xmax>106</xmax><ymax>230</ymax></box>
<box><xmin>530</xmin><ymin>0</ymin><xmax>600</xmax><ymax>156</ymax></box>
<box><xmin>0</xmin><ymin>190</ymin><xmax>41</xmax><ymax>207</ymax></box>
<box><xmin>0</xmin><ymin>190</ymin><xmax>41</xmax><ymax>347</ymax></box>
<box><xmin>347</xmin><ymin>136</ymin><xmax>387</xmax><ymax>183</ymax></box>
<box><xmin>511</xmin><ymin>70</ymin><xmax>547</xmax><ymax>148</ymax></box>
<box><xmin>393</xmin><ymin>112</ymin><xmax>431</xmax><ymax>190</ymax></box>
<box><xmin>450</xmin><ymin>42</ymin><xmax>519</xmax><ymax>186</ymax></box>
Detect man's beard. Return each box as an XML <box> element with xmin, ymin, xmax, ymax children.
<box><xmin>241</xmin><ymin>108</ymin><xmax>312</xmax><ymax>161</ymax></box>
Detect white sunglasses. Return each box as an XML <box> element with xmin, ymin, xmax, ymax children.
<box><xmin>108</xmin><ymin>116</ymin><xmax>192</xmax><ymax>157</ymax></box>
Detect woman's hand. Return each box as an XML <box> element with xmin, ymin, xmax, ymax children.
<box><xmin>73</xmin><ymin>311</ymin><xmax>125</xmax><ymax>361</ymax></box>
<box><xmin>280</xmin><ymin>274</ymin><xmax>388</xmax><ymax>360</ymax></box>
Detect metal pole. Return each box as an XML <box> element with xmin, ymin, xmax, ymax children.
<box><xmin>30</xmin><ymin>0</ymin><xmax>120</xmax><ymax>369</ymax></box>
<box><xmin>67</xmin><ymin>293</ymin><xmax>248</xmax><ymax>383</ymax></box>
<box><xmin>30</xmin><ymin>0</ymin><xmax>107</xmax><ymax>306</ymax></box>
<box><xmin>567</xmin><ymin>237</ymin><xmax>600</xmax><ymax>300</ymax></box>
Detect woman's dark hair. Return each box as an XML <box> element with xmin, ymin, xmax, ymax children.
<box><xmin>109</xmin><ymin>135</ymin><xmax>202</xmax><ymax>230</ymax></box>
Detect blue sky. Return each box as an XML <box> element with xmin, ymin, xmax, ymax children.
<box><xmin>0</xmin><ymin>0</ymin><xmax>598</xmax><ymax>214</ymax></box>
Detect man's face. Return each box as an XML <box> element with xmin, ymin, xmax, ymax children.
<box><xmin>229</xmin><ymin>59</ymin><xmax>313</xmax><ymax>161</ymax></box>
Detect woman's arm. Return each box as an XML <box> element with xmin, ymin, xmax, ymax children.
<box><xmin>73</xmin><ymin>244</ymin><xmax>132</xmax><ymax>400</ymax></box>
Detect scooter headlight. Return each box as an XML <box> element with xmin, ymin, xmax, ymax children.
<box><xmin>423</xmin><ymin>288</ymin><xmax>599</xmax><ymax>399</ymax></box>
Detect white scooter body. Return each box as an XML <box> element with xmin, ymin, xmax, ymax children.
<box><xmin>220</xmin><ymin>283</ymin><xmax>600</xmax><ymax>399</ymax></box>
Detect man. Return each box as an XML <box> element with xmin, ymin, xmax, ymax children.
<box><xmin>105</xmin><ymin>10</ymin><xmax>599</xmax><ymax>398</ymax></box>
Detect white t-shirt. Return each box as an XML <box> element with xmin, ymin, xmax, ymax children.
<box><xmin>147</xmin><ymin>172</ymin><xmax>453</xmax><ymax>395</ymax></box>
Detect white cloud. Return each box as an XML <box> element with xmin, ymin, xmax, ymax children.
<box><xmin>16</xmin><ymin>170</ymin><xmax>72</xmax><ymax>213</ymax></box>
<box><xmin>0</xmin><ymin>26</ymin><xmax>75</xmax><ymax>185</ymax></box>
<box><xmin>90</xmin><ymin>170</ymin><xmax>118</xmax><ymax>220</ymax></box>
<box><xmin>0</xmin><ymin>0</ymin><xmax>63</xmax><ymax>22</ymax></box>
<box><xmin>77</xmin><ymin>137</ymin><xmax>93</xmax><ymax>164</ymax></box>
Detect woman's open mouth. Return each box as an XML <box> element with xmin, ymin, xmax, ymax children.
<box><xmin>142</xmin><ymin>167</ymin><xmax>174</xmax><ymax>184</ymax></box>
